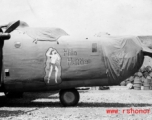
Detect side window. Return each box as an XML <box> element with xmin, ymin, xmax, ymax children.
<box><xmin>91</xmin><ymin>43</ymin><xmax>99</xmax><ymax>56</ymax></box>
<box><xmin>92</xmin><ymin>43</ymin><xmax>97</xmax><ymax>52</ymax></box>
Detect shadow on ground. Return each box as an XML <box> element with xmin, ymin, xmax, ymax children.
<box><xmin>0</xmin><ymin>108</ymin><xmax>39</xmax><ymax>118</ymax></box>
<box><xmin>0</xmin><ymin>110</ymin><xmax>25</xmax><ymax>117</ymax></box>
<box><xmin>0</xmin><ymin>92</ymin><xmax>152</xmax><ymax>108</ymax></box>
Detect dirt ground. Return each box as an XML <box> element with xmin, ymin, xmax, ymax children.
<box><xmin>0</xmin><ymin>86</ymin><xmax>152</xmax><ymax>120</ymax></box>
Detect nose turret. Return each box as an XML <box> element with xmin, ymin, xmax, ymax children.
<box><xmin>138</xmin><ymin>36</ymin><xmax>152</xmax><ymax>58</ymax></box>
<box><xmin>102</xmin><ymin>36</ymin><xmax>144</xmax><ymax>85</ymax></box>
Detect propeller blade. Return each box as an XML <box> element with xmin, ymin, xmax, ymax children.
<box><xmin>5</xmin><ymin>20</ymin><xmax>20</xmax><ymax>33</ymax></box>
<box><xmin>0</xmin><ymin>33</ymin><xmax>10</xmax><ymax>40</ymax></box>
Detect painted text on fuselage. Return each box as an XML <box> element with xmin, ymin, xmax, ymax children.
<box><xmin>63</xmin><ymin>49</ymin><xmax>91</xmax><ymax>66</ymax></box>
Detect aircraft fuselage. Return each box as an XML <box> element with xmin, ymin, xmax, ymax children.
<box><xmin>2</xmin><ymin>32</ymin><xmax>109</xmax><ymax>92</ymax></box>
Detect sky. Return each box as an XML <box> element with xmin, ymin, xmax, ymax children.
<box><xmin>0</xmin><ymin>0</ymin><xmax>152</xmax><ymax>36</ymax></box>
